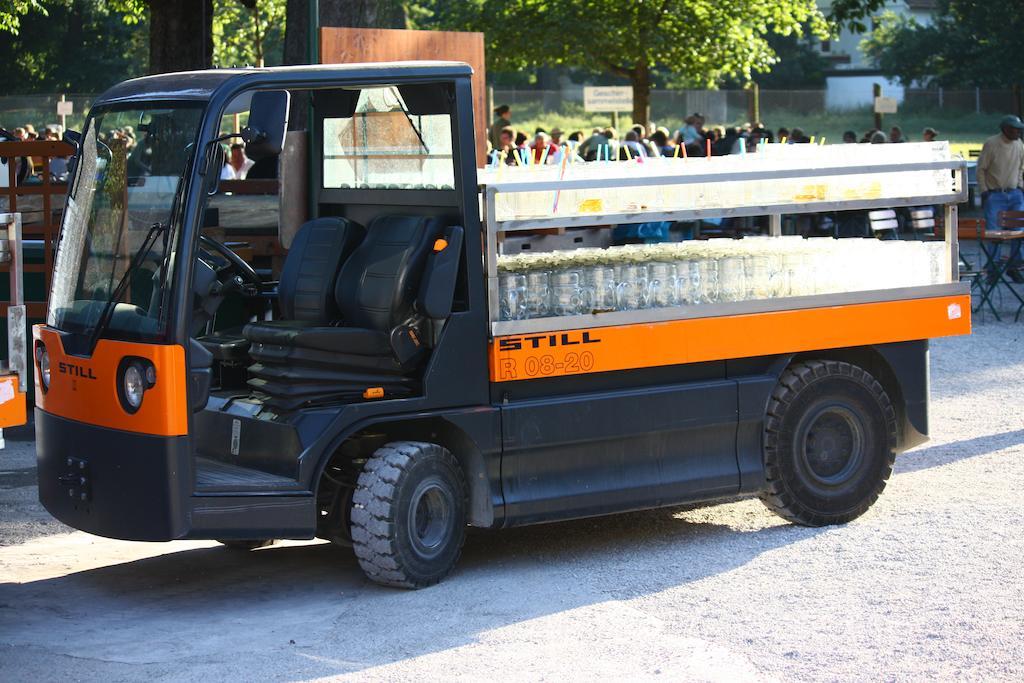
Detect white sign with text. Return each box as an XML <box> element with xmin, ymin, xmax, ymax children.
<box><xmin>873</xmin><ymin>96</ymin><xmax>898</xmax><ymax>114</ymax></box>
<box><xmin>584</xmin><ymin>86</ymin><xmax>633</xmax><ymax>112</ymax></box>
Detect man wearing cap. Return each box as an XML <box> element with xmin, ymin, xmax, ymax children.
<box><xmin>977</xmin><ymin>115</ymin><xmax>1024</xmax><ymax>276</ymax></box>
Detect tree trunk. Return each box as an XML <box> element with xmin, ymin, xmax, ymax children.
<box><xmin>321</xmin><ymin>0</ymin><xmax>406</xmax><ymax>29</ymax></box>
<box><xmin>283</xmin><ymin>0</ymin><xmax>309</xmax><ymax>66</ymax></box>
<box><xmin>148</xmin><ymin>0</ymin><xmax>213</xmax><ymax>74</ymax></box>
<box><xmin>252</xmin><ymin>2</ymin><xmax>265</xmax><ymax>68</ymax></box>
<box><xmin>631</xmin><ymin>60</ymin><xmax>651</xmax><ymax>131</ymax></box>
<box><xmin>284</xmin><ymin>0</ymin><xmax>407</xmax><ymax>67</ymax></box>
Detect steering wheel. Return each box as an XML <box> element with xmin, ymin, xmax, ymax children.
<box><xmin>197</xmin><ymin>234</ymin><xmax>262</xmax><ymax>297</ymax></box>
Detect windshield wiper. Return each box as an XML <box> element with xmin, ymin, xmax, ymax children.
<box><xmin>391</xmin><ymin>87</ymin><xmax>429</xmax><ymax>154</ymax></box>
<box><xmin>86</xmin><ymin>221</ymin><xmax>169</xmax><ymax>353</ymax></box>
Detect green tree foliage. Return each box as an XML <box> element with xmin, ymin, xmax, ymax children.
<box><xmin>213</xmin><ymin>0</ymin><xmax>286</xmax><ymax>67</ymax></box>
<box><xmin>719</xmin><ymin>26</ymin><xmax>828</xmax><ymax>90</ymax></box>
<box><xmin>0</xmin><ymin>0</ymin><xmax>47</xmax><ymax>34</ymax></box>
<box><xmin>826</xmin><ymin>0</ymin><xmax>887</xmax><ymax>33</ymax></box>
<box><xmin>862</xmin><ymin>0</ymin><xmax>1024</xmax><ymax>88</ymax></box>
<box><xmin>0</xmin><ymin>0</ymin><xmax>145</xmax><ymax>92</ymax></box>
<box><xmin>860</xmin><ymin>12</ymin><xmax>937</xmax><ymax>86</ymax></box>
<box><xmin>104</xmin><ymin>0</ymin><xmax>143</xmax><ymax>22</ymax></box>
<box><xmin>429</xmin><ymin>0</ymin><xmax>828</xmax><ymax>127</ymax></box>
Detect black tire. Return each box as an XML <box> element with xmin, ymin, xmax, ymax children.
<box><xmin>216</xmin><ymin>539</ymin><xmax>276</xmax><ymax>550</ymax></box>
<box><xmin>351</xmin><ymin>441</ymin><xmax>467</xmax><ymax>588</ymax></box>
<box><xmin>761</xmin><ymin>360</ymin><xmax>897</xmax><ymax>526</ymax></box>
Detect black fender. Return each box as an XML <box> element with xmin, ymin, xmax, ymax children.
<box><xmin>730</xmin><ymin>339</ymin><xmax>930</xmax><ymax>494</ymax></box>
<box><xmin>306</xmin><ymin>407</ymin><xmax>504</xmax><ymax>528</ymax></box>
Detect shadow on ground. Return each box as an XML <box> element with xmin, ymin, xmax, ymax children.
<box><xmin>897</xmin><ymin>427</ymin><xmax>1024</xmax><ymax>475</ymax></box>
<box><xmin>0</xmin><ymin>503</ymin><xmax>813</xmax><ymax>676</ymax></box>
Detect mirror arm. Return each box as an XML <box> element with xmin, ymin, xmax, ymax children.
<box><xmin>199</xmin><ymin>134</ymin><xmax>240</xmax><ymax>177</ymax></box>
<box><xmin>210</xmin><ymin>132</ymin><xmax>240</xmax><ymax>145</ymax></box>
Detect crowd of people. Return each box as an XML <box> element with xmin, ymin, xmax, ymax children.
<box><xmin>486</xmin><ymin>104</ymin><xmax>943</xmax><ymax>166</ymax></box>
<box><xmin>0</xmin><ymin>122</ymin><xmax>71</xmax><ymax>184</ymax></box>
<box><xmin>0</xmin><ymin>114</ymin><xmax>274</xmax><ymax>186</ymax></box>
<box><xmin>0</xmin><ymin>105</ymin><xmax>962</xmax><ymax>187</ymax></box>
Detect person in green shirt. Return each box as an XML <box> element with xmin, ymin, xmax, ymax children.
<box><xmin>487</xmin><ymin>105</ymin><xmax>511</xmax><ymax>151</ymax></box>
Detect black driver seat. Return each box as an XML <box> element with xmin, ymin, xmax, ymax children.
<box><xmin>197</xmin><ymin>217</ymin><xmax>365</xmax><ymax>363</ymax></box>
<box><xmin>243</xmin><ymin>214</ymin><xmax>446</xmax><ymax>410</ymax></box>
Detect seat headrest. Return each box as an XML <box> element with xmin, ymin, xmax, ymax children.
<box><xmin>278</xmin><ymin>217</ymin><xmax>364</xmax><ymax>322</ymax></box>
<box><xmin>335</xmin><ymin>215</ymin><xmax>445</xmax><ymax>332</ymax></box>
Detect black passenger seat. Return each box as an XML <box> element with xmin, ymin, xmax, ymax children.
<box><xmin>196</xmin><ymin>216</ymin><xmax>364</xmax><ymax>363</ymax></box>
<box><xmin>244</xmin><ymin>214</ymin><xmax>448</xmax><ymax>410</ymax></box>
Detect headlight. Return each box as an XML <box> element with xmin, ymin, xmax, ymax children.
<box><xmin>117</xmin><ymin>357</ymin><xmax>156</xmax><ymax>414</ymax></box>
<box><xmin>123</xmin><ymin>364</ymin><xmax>145</xmax><ymax>410</ymax></box>
<box><xmin>36</xmin><ymin>344</ymin><xmax>50</xmax><ymax>390</ymax></box>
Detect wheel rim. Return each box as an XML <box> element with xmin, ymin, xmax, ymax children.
<box><xmin>407</xmin><ymin>477</ymin><xmax>453</xmax><ymax>560</ymax></box>
<box><xmin>798</xmin><ymin>404</ymin><xmax>866</xmax><ymax>487</ymax></box>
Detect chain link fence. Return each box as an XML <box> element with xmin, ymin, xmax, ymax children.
<box><xmin>902</xmin><ymin>89</ymin><xmax>1019</xmax><ymax>115</ymax></box>
<box><xmin>492</xmin><ymin>88</ymin><xmax>1018</xmax><ymax>128</ymax></box>
<box><xmin>0</xmin><ymin>94</ymin><xmax>96</xmax><ymax>133</ymax></box>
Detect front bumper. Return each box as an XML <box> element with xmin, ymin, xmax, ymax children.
<box><xmin>35</xmin><ymin>407</ymin><xmax>192</xmax><ymax>541</ymax></box>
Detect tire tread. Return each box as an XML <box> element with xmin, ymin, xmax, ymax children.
<box><xmin>351</xmin><ymin>441</ymin><xmax>465</xmax><ymax>588</ymax></box>
<box><xmin>760</xmin><ymin>360</ymin><xmax>897</xmax><ymax>526</ymax></box>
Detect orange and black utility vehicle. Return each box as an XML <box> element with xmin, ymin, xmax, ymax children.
<box><xmin>35</xmin><ymin>63</ymin><xmax>971</xmax><ymax>587</ymax></box>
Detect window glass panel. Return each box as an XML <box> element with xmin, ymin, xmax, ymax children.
<box><xmin>323</xmin><ymin>86</ymin><xmax>455</xmax><ymax>190</ymax></box>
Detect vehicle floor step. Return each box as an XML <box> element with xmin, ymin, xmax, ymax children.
<box><xmin>194</xmin><ymin>457</ymin><xmax>304</xmax><ymax>493</ymax></box>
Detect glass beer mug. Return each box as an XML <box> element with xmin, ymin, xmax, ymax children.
<box><xmin>614</xmin><ymin>263</ymin><xmax>648</xmax><ymax>311</ymax></box>
<box><xmin>647</xmin><ymin>262</ymin><xmax>679</xmax><ymax>308</ymax></box>
<box><xmin>583</xmin><ymin>265</ymin><xmax>617</xmax><ymax>311</ymax></box>
<box><xmin>550</xmin><ymin>270</ymin><xmax>586</xmax><ymax>317</ymax></box>
<box><xmin>498</xmin><ymin>272</ymin><xmax>527</xmax><ymax>321</ymax></box>
<box><xmin>697</xmin><ymin>258</ymin><xmax>721</xmax><ymax>303</ymax></box>
<box><xmin>719</xmin><ymin>256</ymin><xmax>746</xmax><ymax>302</ymax></box>
<box><xmin>523</xmin><ymin>270</ymin><xmax>551</xmax><ymax>319</ymax></box>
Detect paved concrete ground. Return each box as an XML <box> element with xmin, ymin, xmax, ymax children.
<box><xmin>1</xmin><ymin>315</ymin><xmax>1022</xmax><ymax>682</ymax></box>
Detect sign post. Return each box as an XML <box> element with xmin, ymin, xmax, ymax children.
<box><xmin>584</xmin><ymin>86</ymin><xmax>633</xmax><ymax>128</ymax></box>
<box><xmin>871</xmin><ymin>84</ymin><xmax>898</xmax><ymax>133</ymax></box>
<box><xmin>56</xmin><ymin>95</ymin><xmax>73</xmax><ymax>131</ymax></box>
<box><xmin>873</xmin><ymin>93</ymin><xmax>897</xmax><ymax>135</ymax></box>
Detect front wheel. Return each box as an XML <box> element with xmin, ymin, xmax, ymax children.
<box><xmin>761</xmin><ymin>360</ymin><xmax>897</xmax><ymax>526</ymax></box>
<box><xmin>351</xmin><ymin>441</ymin><xmax>467</xmax><ymax>588</ymax></box>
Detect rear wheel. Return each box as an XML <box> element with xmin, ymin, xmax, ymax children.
<box><xmin>761</xmin><ymin>360</ymin><xmax>897</xmax><ymax>526</ymax></box>
<box><xmin>351</xmin><ymin>441</ymin><xmax>466</xmax><ymax>588</ymax></box>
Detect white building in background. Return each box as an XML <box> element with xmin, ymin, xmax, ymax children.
<box><xmin>816</xmin><ymin>0</ymin><xmax>936</xmax><ymax>109</ymax></box>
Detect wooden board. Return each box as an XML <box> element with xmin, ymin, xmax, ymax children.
<box><xmin>319</xmin><ymin>27</ymin><xmax>487</xmax><ymax>167</ymax></box>
<box><xmin>0</xmin><ymin>140</ymin><xmax>73</xmax><ymax>324</ymax></box>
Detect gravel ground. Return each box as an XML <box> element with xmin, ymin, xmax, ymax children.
<box><xmin>1</xmin><ymin>314</ymin><xmax>1022</xmax><ymax>682</ymax></box>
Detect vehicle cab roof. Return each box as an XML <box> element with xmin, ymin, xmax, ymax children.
<box><xmin>93</xmin><ymin>61</ymin><xmax>474</xmax><ymax>106</ymax></box>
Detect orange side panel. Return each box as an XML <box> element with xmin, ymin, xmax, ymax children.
<box><xmin>490</xmin><ymin>295</ymin><xmax>972</xmax><ymax>383</ymax></box>
<box><xmin>0</xmin><ymin>375</ymin><xmax>27</xmax><ymax>429</ymax></box>
<box><xmin>33</xmin><ymin>325</ymin><xmax>189</xmax><ymax>436</ymax></box>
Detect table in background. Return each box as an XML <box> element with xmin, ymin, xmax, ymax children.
<box><xmin>973</xmin><ymin>229</ymin><xmax>1024</xmax><ymax>321</ymax></box>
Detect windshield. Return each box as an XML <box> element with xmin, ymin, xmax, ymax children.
<box><xmin>47</xmin><ymin>103</ymin><xmax>203</xmax><ymax>347</ymax></box>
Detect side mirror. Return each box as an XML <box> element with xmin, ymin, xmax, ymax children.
<box><xmin>241</xmin><ymin>90</ymin><xmax>290</xmax><ymax>160</ymax></box>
